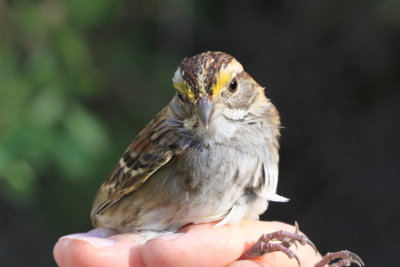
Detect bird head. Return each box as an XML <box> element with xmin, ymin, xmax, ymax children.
<box><xmin>172</xmin><ymin>51</ymin><xmax>260</xmax><ymax>129</ymax></box>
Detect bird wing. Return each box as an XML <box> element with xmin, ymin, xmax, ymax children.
<box><xmin>91</xmin><ymin>106</ymin><xmax>181</xmax><ymax>217</ymax></box>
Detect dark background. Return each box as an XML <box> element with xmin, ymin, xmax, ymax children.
<box><xmin>0</xmin><ymin>0</ymin><xmax>399</xmax><ymax>266</ymax></box>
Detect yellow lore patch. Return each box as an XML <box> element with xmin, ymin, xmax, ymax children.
<box><xmin>173</xmin><ymin>81</ymin><xmax>195</xmax><ymax>101</ymax></box>
<box><xmin>212</xmin><ymin>70</ymin><xmax>231</xmax><ymax>97</ymax></box>
<box><xmin>173</xmin><ymin>69</ymin><xmax>233</xmax><ymax>100</ymax></box>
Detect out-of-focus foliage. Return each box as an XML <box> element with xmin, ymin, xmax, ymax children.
<box><xmin>0</xmin><ymin>0</ymin><xmax>399</xmax><ymax>266</ymax></box>
<box><xmin>0</xmin><ymin>0</ymin><xmax>110</xmax><ymax>204</ymax></box>
<box><xmin>0</xmin><ymin>0</ymin><xmax>184</xmax><ymax>240</ymax></box>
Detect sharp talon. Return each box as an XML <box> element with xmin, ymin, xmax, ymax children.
<box><xmin>315</xmin><ymin>250</ymin><xmax>365</xmax><ymax>267</ymax></box>
<box><xmin>345</xmin><ymin>251</ymin><xmax>365</xmax><ymax>266</ymax></box>
<box><xmin>293</xmin><ymin>221</ymin><xmax>317</xmax><ymax>255</ymax></box>
<box><xmin>306</xmin><ymin>239</ymin><xmax>318</xmax><ymax>255</ymax></box>
<box><xmin>350</xmin><ymin>259</ymin><xmax>363</xmax><ymax>267</ymax></box>
<box><xmin>349</xmin><ymin>252</ymin><xmax>365</xmax><ymax>267</ymax></box>
<box><xmin>293</xmin><ymin>253</ymin><xmax>301</xmax><ymax>267</ymax></box>
<box><xmin>293</xmin><ymin>221</ymin><xmax>300</xmax><ymax>249</ymax></box>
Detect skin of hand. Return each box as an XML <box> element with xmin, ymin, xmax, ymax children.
<box><xmin>53</xmin><ymin>220</ymin><xmax>322</xmax><ymax>267</ymax></box>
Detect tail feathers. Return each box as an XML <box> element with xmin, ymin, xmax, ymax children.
<box><xmin>266</xmin><ymin>192</ymin><xmax>289</xmax><ymax>202</ymax></box>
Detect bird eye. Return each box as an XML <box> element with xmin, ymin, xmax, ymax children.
<box><xmin>229</xmin><ymin>79</ymin><xmax>238</xmax><ymax>93</ymax></box>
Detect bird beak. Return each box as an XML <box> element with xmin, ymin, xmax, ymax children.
<box><xmin>197</xmin><ymin>96</ymin><xmax>214</xmax><ymax>129</ymax></box>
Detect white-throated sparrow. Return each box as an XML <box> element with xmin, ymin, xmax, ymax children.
<box><xmin>91</xmin><ymin>51</ymin><xmax>364</xmax><ymax>267</ymax></box>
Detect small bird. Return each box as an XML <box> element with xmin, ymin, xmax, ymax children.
<box><xmin>91</xmin><ymin>51</ymin><xmax>364</xmax><ymax>267</ymax></box>
<box><xmin>91</xmin><ymin>51</ymin><xmax>286</xmax><ymax>232</ymax></box>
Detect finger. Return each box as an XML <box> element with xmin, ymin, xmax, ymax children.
<box><xmin>53</xmin><ymin>236</ymin><xmax>67</xmax><ymax>267</ymax></box>
<box><xmin>143</xmin><ymin>223</ymin><xmax>243</xmax><ymax>267</ymax></box>
<box><xmin>227</xmin><ymin>259</ymin><xmax>269</xmax><ymax>267</ymax></box>
<box><xmin>143</xmin><ymin>220</ymin><xmax>321</xmax><ymax>267</ymax></box>
<box><xmin>53</xmin><ymin>232</ymin><xmax>146</xmax><ymax>267</ymax></box>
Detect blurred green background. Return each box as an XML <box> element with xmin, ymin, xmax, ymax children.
<box><xmin>0</xmin><ymin>0</ymin><xmax>399</xmax><ymax>266</ymax></box>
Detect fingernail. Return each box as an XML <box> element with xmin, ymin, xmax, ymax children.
<box><xmin>61</xmin><ymin>233</ymin><xmax>93</xmax><ymax>239</ymax></box>
<box><xmin>87</xmin><ymin>227</ymin><xmax>119</xmax><ymax>238</ymax></box>
<box><xmin>60</xmin><ymin>236</ymin><xmax>116</xmax><ymax>249</ymax></box>
<box><xmin>150</xmin><ymin>233</ymin><xmax>183</xmax><ymax>241</ymax></box>
<box><xmin>60</xmin><ymin>228</ymin><xmax>118</xmax><ymax>239</ymax></box>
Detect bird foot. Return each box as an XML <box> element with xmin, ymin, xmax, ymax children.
<box><xmin>243</xmin><ymin>222</ymin><xmax>317</xmax><ymax>266</ymax></box>
<box><xmin>314</xmin><ymin>250</ymin><xmax>365</xmax><ymax>267</ymax></box>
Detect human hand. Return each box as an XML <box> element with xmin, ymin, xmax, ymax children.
<box><xmin>53</xmin><ymin>220</ymin><xmax>322</xmax><ymax>267</ymax></box>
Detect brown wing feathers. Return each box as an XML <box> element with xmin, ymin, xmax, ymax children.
<box><xmin>91</xmin><ymin>107</ymin><xmax>175</xmax><ymax>217</ymax></box>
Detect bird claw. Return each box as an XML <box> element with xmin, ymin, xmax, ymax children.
<box><xmin>294</xmin><ymin>221</ymin><xmax>318</xmax><ymax>255</ymax></box>
<box><xmin>305</xmin><ymin>238</ymin><xmax>318</xmax><ymax>255</ymax></box>
<box><xmin>243</xmin><ymin>222</ymin><xmax>316</xmax><ymax>266</ymax></box>
<box><xmin>314</xmin><ymin>250</ymin><xmax>365</xmax><ymax>267</ymax></box>
<box><xmin>293</xmin><ymin>252</ymin><xmax>301</xmax><ymax>267</ymax></box>
<box><xmin>243</xmin><ymin>223</ymin><xmax>364</xmax><ymax>267</ymax></box>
